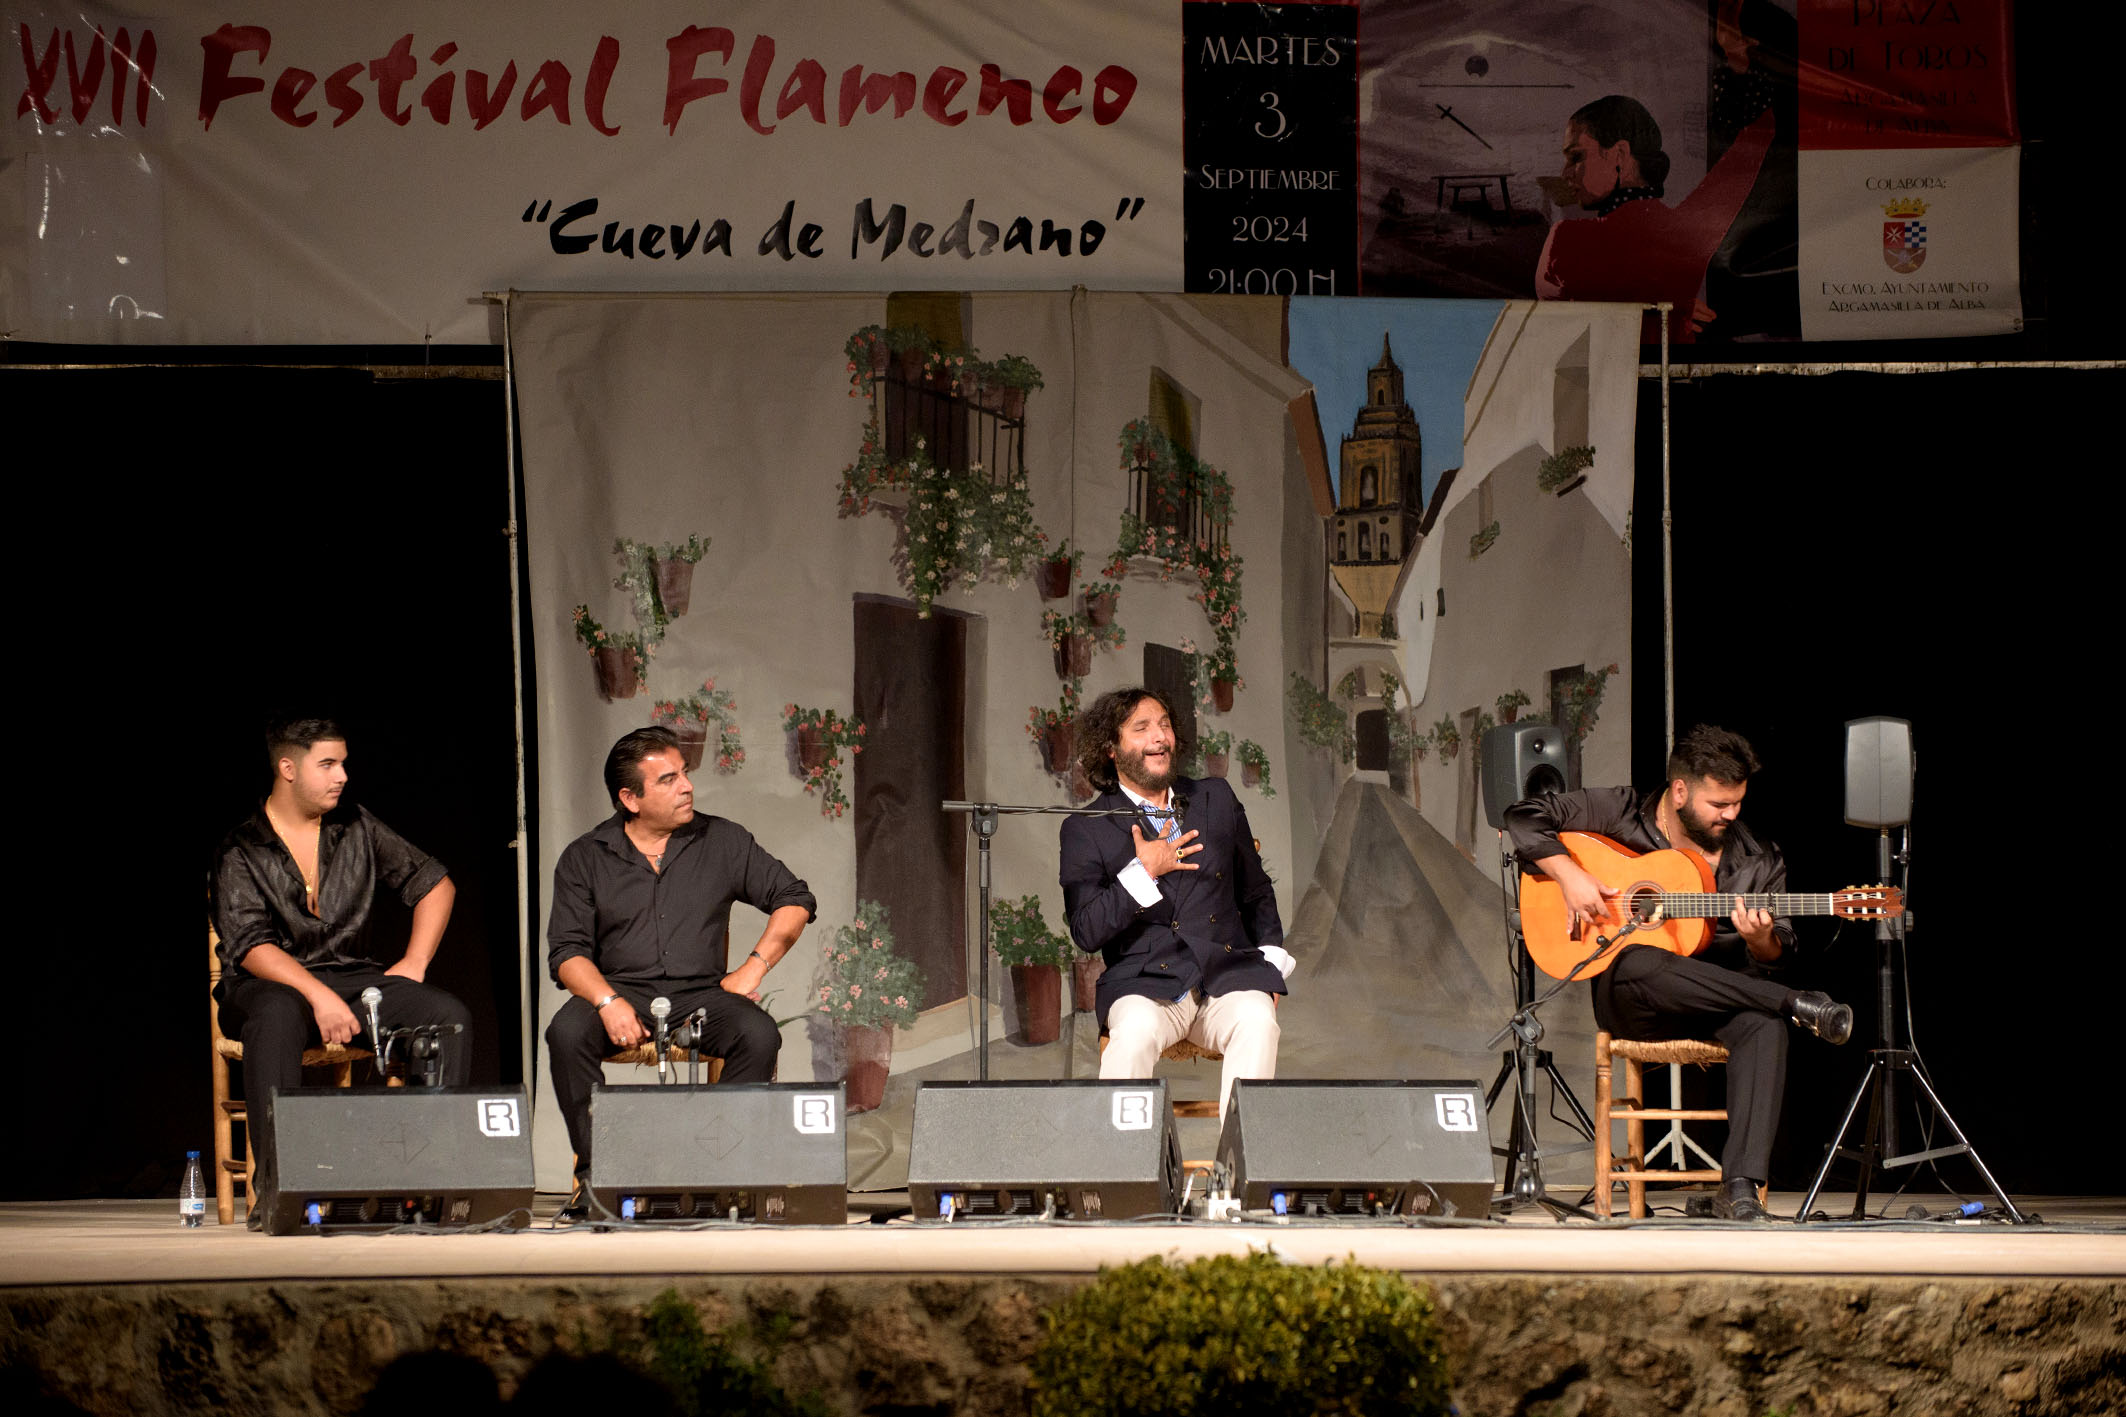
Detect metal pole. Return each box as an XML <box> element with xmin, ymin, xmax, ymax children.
<box><xmin>1658</xmin><ymin>303</ymin><xmax>1674</xmax><ymax>747</ymax></box>
<box><xmin>499</xmin><ymin>294</ymin><xmax>534</xmax><ymax>1091</ymax></box>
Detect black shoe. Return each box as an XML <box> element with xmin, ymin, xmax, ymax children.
<box><xmin>1789</xmin><ymin>991</ymin><xmax>1854</xmax><ymax>1045</ymax></box>
<box><xmin>245</xmin><ymin>1205</ymin><xmax>265</xmax><ymax>1232</ymax></box>
<box><xmin>557</xmin><ymin>1181</ymin><xmax>591</xmax><ymax>1223</ymax></box>
<box><xmin>1711</xmin><ymin>1176</ymin><xmax>1769</xmax><ymax>1222</ymax></box>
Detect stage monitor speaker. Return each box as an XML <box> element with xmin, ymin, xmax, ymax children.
<box><xmin>906</xmin><ymin>1080</ymin><xmax>1179</xmax><ymax>1220</ymax></box>
<box><xmin>265</xmin><ymin>1086</ymin><xmax>533</xmax><ymax>1234</ymax></box>
<box><xmin>1215</xmin><ymin>1079</ymin><xmax>1493</xmax><ymax>1219</ymax></box>
<box><xmin>589</xmin><ymin>1082</ymin><xmax>847</xmax><ymax>1224</ymax></box>
<box><xmin>1481</xmin><ymin>721</ymin><xmax>1570</xmax><ymax>830</ymax></box>
<box><xmin>1843</xmin><ymin>716</ymin><xmax>1914</xmax><ymax>827</ymax></box>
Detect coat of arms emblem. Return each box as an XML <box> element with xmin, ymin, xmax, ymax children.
<box><xmin>1882</xmin><ymin>197</ymin><xmax>1928</xmax><ymax>274</ymax></box>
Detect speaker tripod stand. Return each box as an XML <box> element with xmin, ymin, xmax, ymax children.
<box><xmin>1484</xmin><ymin>843</ymin><xmax>1596</xmax><ymax>1220</ymax></box>
<box><xmin>1797</xmin><ymin>824</ymin><xmax>2029</xmax><ymax>1224</ymax></box>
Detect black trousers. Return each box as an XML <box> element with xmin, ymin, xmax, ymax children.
<box><xmin>544</xmin><ymin>978</ymin><xmax>781</xmax><ymax>1179</ymax></box>
<box><xmin>1593</xmin><ymin>944</ymin><xmax>1794</xmax><ymax>1183</ymax></box>
<box><xmin>219</xmin><ymin>966</ymin><xmax>474</xmax><ymax>1209</ymax></box>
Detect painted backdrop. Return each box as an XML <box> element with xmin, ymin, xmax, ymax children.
<box><xmin>510</xmin><ymin>290</ymin><xmax>1640</xmax><ymax>1189</ymax></box>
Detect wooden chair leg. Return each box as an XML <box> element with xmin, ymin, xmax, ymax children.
<box><xmin>1625</xmin><ymin>1055</ymin><xmax>1647</xmax><ymax>1219</ymax></box>
<box><xmin>1592</xmin><ymin>1032</ymin><xmax>1614</xmax><ymax>1219</ymax></box>
<box><xmin>211</xmin><ymin>1054</ymin><xmax>236</xmax><ymax>1227</ymax></box>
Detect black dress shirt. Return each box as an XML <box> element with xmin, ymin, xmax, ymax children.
<box><xmin>1504</xmin><ymin>786</ymin><xmax>1793</xmax><ymax>977</ymax></box>
<box><xmin>547</xmin><ymin>811</ymin><xmax>817</xmax><ymax>987</ymax></box>
<box><xmin>211</xmin><ymin>805</ymin><xmax>450</xmax><ymax>975</ymax></box>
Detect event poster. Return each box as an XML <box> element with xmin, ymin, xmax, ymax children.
<box><xmin>3</xmin><ymin>0</ymin><xmax>2020</xmax><ymax>346</ymax></box>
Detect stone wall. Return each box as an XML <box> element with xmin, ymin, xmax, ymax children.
<box><xmin>4</xmin><ymin>1273</ymin><xmax>2121</xmax><ymax>1416</ymax></box>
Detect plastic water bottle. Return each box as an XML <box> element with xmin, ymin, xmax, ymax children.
<box><xmin>179</xmin><ymin>1150</ymin><xmax>206</xmax><ymax>1228</ymax></box>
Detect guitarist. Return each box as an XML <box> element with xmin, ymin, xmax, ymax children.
<box><xmin>1504</xmin><ymin>724</ymin><xmax>1852</xmax><ymax>1222</ymax></box>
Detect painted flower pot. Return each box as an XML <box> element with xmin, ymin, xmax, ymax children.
<box><xmin>840</xmin><ymin>1023</ymin><xmax>893</xmax><ymax>1113</ymax></box>
<box><xmin>869</xmin><ymin>342</ymin><xmax>891</xmax><ymax>375</ymax></box>
<box><xmin>592</xmin><ymin>646</ymin><xmax>640</xmax><ymax>701</ymax></box>
<box><xmin>1502</xmin><ymin>704</ymin><xmax>1520</xmax><ymax>723</ymax></box>
<box><xmin>1084</xmin><ymin>591</ymin><xmax>1117</xmax><ymax>627</ymax></box>
<box><xmin>666</xmin><ymin>722</ymin><xmax>708</xmax><ymax>771</ymax></box>
<box><xmin>1211</xmin><ymin>677</ymin><xmax>1236</xmax><ymax>713</ymax></box>
<box><xmin>1202</xmin><ymin>752</ymin><xmax>1230</xmax><ymax>779</ymax></box>
<box><xmin>894</xmin><ymin>347</ymin><xmax>926</xmax><ymax>383</ymax></box>
<box><xmin>654</xmin><ymin>558</ymin><xmax>694</xmax><ymax>618</ymax></box>
<box><xmin>1009</xmin><ymin>964</ymin><xmax>1062</xmax><ymax>1045</ymax></box>
<box><xmin>1035</xmin><ymin>557</ymin><xmax>1073</xmax><ymax>600</ymax></box>
<box><xmin>1001</xmin><ymin>387</ymin><xmax>1028</xmax><ymax>421</ymax></box>
<box><xmin>1072</xmin><ymin>953</ymin><xmax>1104</xmax><ymax>1013</ymax></box>
<box><xmin>1242</xmin><ymin>761</ymin><xmax>1262</xmax><ymax>788</ymax></box>
<box><xmin>1054</xmin><ymin>633</ymin><xmax>1093</xmax><ymax>680</ymax></box>
<box><xmin>1043</xmin><ymin>721</ymin><xmax>1075</xmax><ymax>774</ymax></box>
<box><xmin>795</xmin><ymin>728</ymin><xmax>829</xmax><ymax>774</ymax></box>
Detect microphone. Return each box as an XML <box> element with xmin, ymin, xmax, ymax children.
<box><xmin>650</xmin><ymin>996</ymin><xmax>672</xmax><ymax>1079</ymax></box>
<box><xmin>359</xmin><ymin>987</ymin><xmax>383</xmax><ymax>1057</ymax></box>
<box><xmin>1170</xmin><ymin>789</ymin><xmax>1190</xmax><ymax>831</ymax></box>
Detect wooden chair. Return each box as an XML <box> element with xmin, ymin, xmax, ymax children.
<box><xmin>208</xmin><ymin>928</ymin><xmax>378</xmax><ymax>1226</ymax></box>
<box><xmin>1593</xmin><ymin>1032</ymin><xmax>1763</xmax><ymax>1219</ymax></box>
<box><xmin>1099</xmin><ymin>1034</ymin><xmax>1225</xmax><ymax>1118</ymax></box>
<box><xmin>603</xmin><ymin>1043</ymin><xmax>725</xmax><ymax>1084</ymax></box>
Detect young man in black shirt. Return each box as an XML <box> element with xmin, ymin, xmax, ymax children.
<box><xmin>211</xmin><ymin>716</ymin><xmax>471</xmax><ymax>1227</ymax></box>
<box><xmin>544</xmin><ymin>726</ymin><xmax>817</xmax><ymax>1203</ymax></box>
<box><xmin>1505</xmin><ymin>724</ymin><xmax>1851</xmax><ymax>1221</ymax></box>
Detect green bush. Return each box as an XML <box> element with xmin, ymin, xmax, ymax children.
<box><xmin>1032</xmin><ymin>1253</ymin><xmax>1452</xmax><ymax>1416</ymax></box>
<box><xmin>641</xmin><ymin>1289</ymin><xmax>827</xmax><ymax>1417</ymax></box>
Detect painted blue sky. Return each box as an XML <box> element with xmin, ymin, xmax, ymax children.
<box><xmin>1287</xmin><ymin>298</ymin><xmax>1504</xmax><ymax>506</ymax></box>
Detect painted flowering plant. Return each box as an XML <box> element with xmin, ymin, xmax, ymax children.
<box><xmin>1027</xmin><ymin>679</ymin><xmax>1082</xmax><ymax>740</ymax></box>
<box><xmin>651</xmin><ymin>678</ymin><xmax>744</xmax><ymax>774</ymax></box>
<box><xmin>818</xmin><ymin>900</ymin><xmax>924</xmax><ymax>1030</ymax></box>
<box><xmin>571</xmin><ymin>605</ymin><xmax>649</xmax><ymax>687</ymax></box>
<box><xmin>782</xmin><ymin>704</ymin><xmax>866</xmax><ymax>818</ymax></box>
<box><xmin>1109</xmin><ymin>418</ymin><xmax>1247</xmax><ymax>680</ymax></box>
<box><xmin>1235</xmin><ymin>738</ymin><xmax>1276</xmax><ymax>796</ymax></box>
<box><xmin>1288</xmin><ymin>672</ymin><xmax>1354</xmax><ymax>763</ymax></box>
<box><xmin>988</xmin><ymin>894</ymin><xmax>1076</xmax><ymax>968</ymax></box>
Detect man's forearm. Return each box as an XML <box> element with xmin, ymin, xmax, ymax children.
<box><xmin>556</xmin><ymin>956</ymin><xmax>618</xmax><ymax>1004</ymax></box>
<box><xmin>236</xmin><ymin>941</ymin><xmax>333</xmax><ymax>1004</ymax></box>
<box><xmin>723</xmin><ymin>904</ymin><xmax>811</xmax><ymax>994</ymax></box>
<box><xmin>400</xmin><ymin>877</ymin><xmax>456</xmax><ymax>970</ymax></box>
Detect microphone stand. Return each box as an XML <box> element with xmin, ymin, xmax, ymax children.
<box><xmin>1484</xmin><ymin>842</ymin><xmax>1633</xmax><ymax>1222</ymax></box>
<box><xmin>941</xmin><ymin>798</ymin><xmax>1183</xmax><ymax>1080</ymax></box>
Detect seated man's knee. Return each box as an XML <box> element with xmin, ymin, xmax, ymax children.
<box><xmin>734</xmin><ymin>1002</ymin><xmax>781</xmax><ymax>1058</ymax></box>
<box><xmin>545</xmin><ymin>999</ymin><xmax>604</xmax><ymax>1056</ymax></box>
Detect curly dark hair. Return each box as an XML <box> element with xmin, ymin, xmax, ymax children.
<box><xmin>1075</xmin><ymin>686</ymin><xmax>1189</xmax><ymax>793</ymax></box>
<box><xmin>1665</xmin><ymin>724</ymin><xmax>1760</xmax><ymax>787</ymax></box>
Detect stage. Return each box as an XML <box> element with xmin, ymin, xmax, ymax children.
<box><xmin>5</xmin><ymin>1194</ymin><xmax>2122</xmax><ymax>1415</ymax></box>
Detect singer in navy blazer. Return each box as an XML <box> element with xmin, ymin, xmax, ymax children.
<box><xmin>1058</xmin><ymin>688</ymin><xmax>1290</xmax><ymax>1119</ymax></box>
<box><xmin>1061</xmin><ymin>772</ymin><xmax>1288</xmax><ymax>1026</ymax></box>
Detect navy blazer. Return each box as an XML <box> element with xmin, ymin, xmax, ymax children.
<box><xmin>1058</xmin><ymin>774</ymin><xmax>1286</xmax><ymax>1027</ymax></box>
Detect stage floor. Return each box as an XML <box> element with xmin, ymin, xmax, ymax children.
<box><xmin>5</xmin><ymin>1192</ymin><xmax>2122</xmax><ymax>1288</ymax></box>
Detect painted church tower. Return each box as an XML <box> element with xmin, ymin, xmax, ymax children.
<box><xmin>1331</xmin><ymin>334</ymin><xmax>1423</xmax><ymax>637</ymax></box>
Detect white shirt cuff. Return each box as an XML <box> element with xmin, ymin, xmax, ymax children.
<box><xmin>1260</xmin><ymin>944</ymin><xmax>1296</xmax><ymax>979</ymax></box>
<box><xmin>1117</xmin><ymin>858</ymin><xmax>1163</xmax><ymax>907</ymax></box>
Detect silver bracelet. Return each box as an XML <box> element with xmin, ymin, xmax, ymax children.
<box><xmin>592</xmin><ymin>992</ymin><xmax>621</xmax><ymax>1011</ymax></box>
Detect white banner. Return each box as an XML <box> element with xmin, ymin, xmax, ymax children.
<box><xmin>3</xmin><ymin>1</ymin><xmax>1181</xmax><ymax>344</ymax></box>
<box><xmin>1797</xmin><ymin>145</ymin><xmax>2020</xmax><ymax>341</ymax></box>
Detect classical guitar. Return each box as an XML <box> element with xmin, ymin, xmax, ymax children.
<box><xmin>1519</xmin><ymin>831</ymin><xmax>1902</xmax><ymax>981</ymax></box>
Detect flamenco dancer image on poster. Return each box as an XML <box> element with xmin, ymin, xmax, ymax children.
<box><xmin>1535</xmin><ymin>0</ymin><xmax>1776</xmax><ymax>343</ymax></box>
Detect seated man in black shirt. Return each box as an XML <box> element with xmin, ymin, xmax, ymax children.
<box><xmin>211</xmin><ymin>716</ymin><xmax>472</xmax><ymax>1227</ymax></box>
<box><xmin>1504</xmin><ymin>724</ymin><xmax>1851</xmax><ymax>1222</ymax></box>
<box><xmin>545</xmin><ymin>726</ymin><xmax>817</xmax><ymax>1204</ymax></box>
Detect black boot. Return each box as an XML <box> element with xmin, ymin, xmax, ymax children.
<box><xmin>1788</xmin><ymin>990</ymin><xmax>1853</xmax><ymax>1045</ymax></box>
<box><xmin>1711</xmin><ymin>1175</ymin><xmax>1769</xmax><ymax>1222</ymax></box>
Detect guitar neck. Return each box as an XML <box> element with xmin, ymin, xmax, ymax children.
<box><xmin>1653</xmin><ymin>893</ymin><xmax>1836</xmax><ymax>919</ymax></box>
